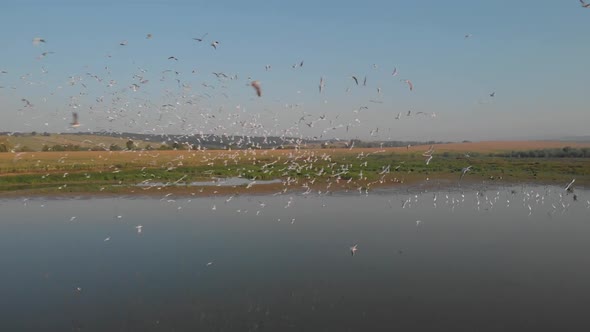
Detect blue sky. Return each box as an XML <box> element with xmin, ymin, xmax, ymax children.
<box><xmin>0</xmin><ymin>0</ymin><xmax>589</xmax><ymax>141</ymax></box>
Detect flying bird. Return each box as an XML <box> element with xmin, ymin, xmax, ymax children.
<box><xmin>402</xmin><ymin>79</ymin><xmax>413</xmax><ymax>91</ymax></box>
<box><xmin>465</xmin><ymin>34</ymin><xmax>473</xmax><ymax>39</ymax></box>
<box><xmin>211</xmin><ymin>41</ymin><xmax>219</xmax><ymax>49</ymax></box>
<box><xmin>21</xmin><ymin>98</ymin><xmax>33</xmax><ymax>108</ymax></box>
<box><xmin>581</xmin><ymin>0</ymin><xmax>590</xmax><ymax>8</ymax></box>
<box><xmin>351</xmin><ymin>76</ymin><xmax>359</xmax><ymax>85</ymax></box>
<box><xmin>319</xmin><ymin>77</ymin><xmax>324</xmax><ymax>93</ymax></box>
<box><xmin>350</xmin><ymin>244</ymin><xmax>358</xmax><ymax>256</ymax></box>
<box><xmin>363</xmin><ymin>76</ymin><xmax>367</xmax><ymax>86</ymax></box>
<box><xmin>32</xmin><ymin>37</ymin><xmax>46</xmax><ymax>46</ymax></box>
<box><xmin>489</xmin><ymin>92</ymin><xmax>495</xmax><ymax>97</ymax></box>
<box><xmin>565</xmin><ymin>179</ymin><xmax>575</xmax><ymax>192</ymax></box>
<box><xmin>135</xmin><ymin>225</ymin><xmax>143</xmax><ymax>234</ymax></box>
<box><xmin>193</xmin><ymin>33</ymin><xmax>208</xmax><ymax>42</ymax></box>
<box><xmin>168</xmin><ymin>56</ymin><xmax>178</xmax><ymax>61</ymax></box>
<box><xmin>71</xmin><ymin>112</ymin><xmax>80</xmax><ymax>127</ymax></box>
<box><xmin>119</xmin><ymin>40</ymin><xmax>128</xmax><ymax>46</ymax></box>
<box><xmin>37</xmin><ymin>51</ymin><xmax>55</xmax><ymax>59</ymax></box>
<box><xmin>251</xmin><ymin>80</ymin><xmax>262</xmax><ymax>97</ymax></box>
<box><xmin>392</xmin><ymin>67</ymin><xmax>398</xmax><ymax>76</ymax></box>
<box><xmin>460</xmin><ymin>166</ymin><xmax>472</xmax><ymax>180</ymax></box>
<box><xmin>146</xmin><ymin>34</ymin><xmax>153</xmax><ymax>39</ymax></box>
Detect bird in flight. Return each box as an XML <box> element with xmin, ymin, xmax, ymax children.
<box><xmin>146</xmin><ymin>34</ymin><xmax>153</xmax><ymax>39</ymax></box>
<box><xmin>211</xmin><ymin>41</ymin><xmax>219</xmax><ymax>49</ymax></box>
<box><xmin>251</xmin><ymin>80</ymin><xmax>262</xmax><ymax>97</ymax></box>
<box><xmin>489</xmin><ymin>92</ymin><xmax>495</xmax><ymax>97</ymax></box>
<box><xmin>565</xmin><ymin>179</ymin><xmax>575</xmax><ymax>192</ymax></box>
<box><xmin>392</xmin><ymin>67</ymin><xmax>398</xmax><ymax>76</ymax></box>
<box><xmin>119</xmin><ymin>40</ymin><xmax>128</xmax><ymax>46</ymax></box>
<box><xmin>350</xmin><ymin>244</ymin><xmax>358</xmax><ymax>256</ymax></box>
<box><xmin>32</xmin><ymin>37</ymin><xmax>46</xmax><ymax>46</ymax></box>
<box><xmin>460</xmin><ymin>166</ymin><xmax>472</xmax><ymax>180</ymax></box>
<box><xmin>71</xmin><ymin>112</ymin><xmax>80</xmax><ymax>127</ymax></box>
<box><xmin>464</xmin><ymin>34</ymin><xmax>473</xmax><ymax>39</ymax></box>
<box><xmin>37</xmin><ymin>51</ymin><xmax>55</xmax><ymax>60</ymax></box>
<box><xmin>581</xmin><ymin>0</ymin><xmax>590</xmax><ymax>8</ymax></box>
<box><xmin>168</xmin><ymin>56</ymin><xmax>178</xmax><ymax>61</ymax></box>
<box><xmin>402</xmin><ymin>79</ymin><xmax>413</xmax><ymax>91</ymax></box>
<box><xmin>193</xmin><ymin>33</ymin><xmax>208</xmax><ymax>42</ymax></box>
<box><xmin>319</xmin><ymin>77</ymin><xmax>324</xmax><ymax>93</ymax></box>
<box><xmin>363</xmin><ymin>76</ymin><xmax>367</xmax><ymax>86</ymax></box>
<box><xmin>351</xmin><ymin>76</ymin><xmax>359</xmax><ymax>85</ymax></box>
<box><xmin>135</xmin><ymin>225</ymin><xmax>143</xmax><ymax>234</ymax></box>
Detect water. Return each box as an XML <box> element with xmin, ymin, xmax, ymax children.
<box><xmin>136</xmin><ymin>177</ymin><xmax>282</xmax><ymax>188</ymax></box>
<box><xmin>1</xmin><ymin>185</ymin><xmax>589</xmax><ymax>331</ymax></box>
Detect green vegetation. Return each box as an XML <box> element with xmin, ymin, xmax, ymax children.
<box><xmin>491</xmin><ymin>147</ymin><xmax>590</xmax><ymax>158</ymax></box>
<box><xmin>1</xmin><ymin>148</ymin><xmax>589</xmax><ymax>195</ymax></box>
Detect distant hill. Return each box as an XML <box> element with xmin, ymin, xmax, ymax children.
<box><xmin>558</xmin><ymin>136</ymin><xmax>590</xmax><ymax>143</ymax></box>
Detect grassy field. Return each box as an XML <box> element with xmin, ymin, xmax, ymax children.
<box><xmin>1</xmin><ymin>141</ymin><xmax>589</xmax><ymax>195</ymax></box>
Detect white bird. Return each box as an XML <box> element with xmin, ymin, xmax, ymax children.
<box><xmin>211</xmin><ymin>41</ymin><xmax>219</xmax><ymax>49</ymax></box>
<box><xmin>401</xmin><ymin>79</ymin><xmax>413</xmax><ymax>91</ymax></box>
<box><xmin>460</xmin><ymin>166</ymin><xmax>472</xmax><ymax>180</ymax></box>
<box><xmin>206</xmin><ymin>261</ymin><xmax>213</xmax><ymax>266</ymax></box>
<box><xmin>32</xmin><ymin>37</ymin><xmax>46</xmax><ymax>46</ymax></box>
<box><xmin>350</xmin><ymin>244</ymin><xmax>358</xmax><ymax>256</ymax></box>
<box><xmin>135</xmin><ymin>225</ymin><xmax>143</xmax><ymax>234</ymax></box>
<box><xmin>416</xmin><ymin>220</ymin><xmax>422</xmax><ymax>227</ymax></box>
<box><xmin>104</xmin><ymin>237</ymin><xmax>110</xmax><ymax>242</ymax></box>
<box><xmin>565</xmin><ymin>179</ymin><xmax>575</xmax><ymax>191</ymax></box>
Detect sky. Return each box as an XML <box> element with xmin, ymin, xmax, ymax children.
<box><xmin>0</xmin><ymin>0</ymin><xmax>589</xmax><ymax>142</ymax></box>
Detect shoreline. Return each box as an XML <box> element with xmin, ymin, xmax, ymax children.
<box><xmin>0</xmin><ymin>174</ymin><xmax>583</xmax><ymax>200</ymax></box>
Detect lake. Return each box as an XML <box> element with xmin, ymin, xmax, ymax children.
<box><xmin>1</xmin><ymin>184</ymin><xmax>589</xmax><ymax>331</ymax></box>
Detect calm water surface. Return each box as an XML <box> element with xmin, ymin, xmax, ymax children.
<box><xmin>1</xmin><ymin>185</ymin><xmax>589</xmax><ymax>331</ymax></box>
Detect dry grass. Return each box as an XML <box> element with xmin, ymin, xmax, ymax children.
<box><xmin>0</xmin><ymin>134</ymin><xmax>159</xmax><ymax>151</ymax></box>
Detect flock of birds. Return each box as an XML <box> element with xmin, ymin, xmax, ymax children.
<box><xmin>2</xmin><ymin>3</ymin><xmax>589</xmax><ymax>267</ymax></box>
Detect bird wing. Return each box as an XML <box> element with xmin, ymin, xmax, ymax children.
<box><xmin>251</xmin><ymin>81</ymin><xmax>262</xmax><ymax>97</ymax></box>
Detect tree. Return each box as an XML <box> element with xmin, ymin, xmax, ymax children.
<box><xmin>109</xmin><ymin>144</ymin><xmax>122</xmax><ymax>151</ymax></box>
<box><xmin>126</xmin><ymin>139</ymin><xmax>135</xmax><ymax>150</ymax></box>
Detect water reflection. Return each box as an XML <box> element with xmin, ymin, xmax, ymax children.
<box><xmin>0</xmin><ymin>185</ymin><xmax>588</xmax><ymax>331</ymax></box>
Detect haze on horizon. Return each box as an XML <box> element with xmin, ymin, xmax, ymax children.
<box><xmin>0</xmin><ymin>0</ymin><xmax>589</xmax><ymax>142</ymax></box>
